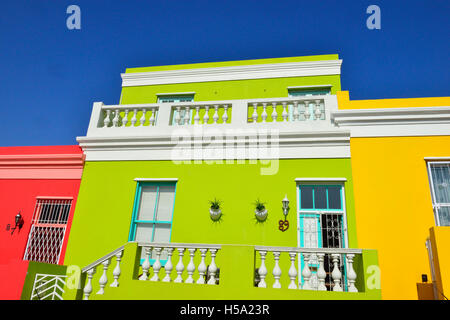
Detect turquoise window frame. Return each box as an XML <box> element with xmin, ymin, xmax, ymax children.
<box><xmin>128</xmin><ymin>181</ymin><xmax>177</xmax><ymax>266</ymax></box>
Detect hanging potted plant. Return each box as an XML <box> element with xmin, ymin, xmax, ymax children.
<box><xmin>209</xmin><ymin>198</ymin><xmax>222</xmax><ymax>221</ymax></box>
<box><xmin>254</xmin><ymin>199</ymin><xmax>268</xmax><ymax>222</ymax></box>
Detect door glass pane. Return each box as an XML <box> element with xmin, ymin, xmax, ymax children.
<box><xmin>155</xmin><ymin>185</ymin><xmax>175</xmax><ymax>221</ymax></box>
<box><xmin>301</xmin><ymin>216</ymin><xmax>320</xmax><ymax>248</ymax></box>
<box><xmin>137</xmin><ymin>186</ymin><xmax>157</xmax><ymax>220</ymax></box>
<box><xmin>152</xmin><ymin>223</ymin><xmax>171</xmax><ymax>243</ymax></box>
<box><xmin>431</xmin><ymin>164</ymin><xmax>450</xmax><ymax>203</ymax></box>
<box><xmin>134</xmin><ymin>223</ymin><xmax>153</xmax><ymax>243</ymax></box>
<box><xmin>300</xmin><ymin>186</ymin><xmax>313</xmax><ymax>209</ymax></box>
<box><xmin>328</xmin><ymin>186</ymin><xmax>342</xmax><ymax>210</ymax></box>
<box><xmin>314</xmin><ymin>186</ymin><xmax>327</xmax><ymax>209</ymax></box>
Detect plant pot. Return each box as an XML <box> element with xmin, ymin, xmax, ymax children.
<box><xmin>255</xmin><ymin>209</ymin><xmax>268</xmax><ymax>222</ymax></box>
<box><xmin>210</xmin><ymin>208</ymin><xmax>222</xmax><ymax>221</ymax></box>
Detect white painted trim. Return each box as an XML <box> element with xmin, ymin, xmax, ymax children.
<box><xmin>424</xmin><ymin>157</ymin><xmax>450</xmax><ymax>161</ymax></box>
<box><xmin>295</xmin><ymin>178</ymin><xmax>347</xmax><ymax>182</ymax></box>
<box><xmin>156</xmin><ymin>92</ymin><xmax>196</xmax><ymax>96</ymax></box>
<box><xmin>331</xmin><ymin>106</ymin><xmax>450</xmax><ymax>137</ymax></box>
<box><xmin>287</xmin><ymin>85</ymin><xmax>333</xmax><ymax>90</ymax></box>
<box><xmin>121</xmin><ymin>60</ymin><xmax>343</xmax><ymax>86</ymax></box>
<box><xmin>134</xmin><ymin>178</ymin><xmax>179</xmax><ymax>182</ymax></box>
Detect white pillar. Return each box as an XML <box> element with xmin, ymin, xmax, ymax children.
<box><xmin>83</xmin><ymin>268</ymin><xmax>96</xmax><ymax>300</ymax></box>
<box><xmin>96</xmin><ymin>259</ymin><xmax>111</xmax><ymax>295</ymax></box>
<box><xmin>288</xmin><ymin>252</ymin><xmax>298</xmax><ymax>289</ymax></box>
<box><xmin>301</xmin><ymin>253</ymin><xmax>312</xmax><ymax>290</ymax></box>
<box><xmin>331</xmin><ymin>254</ymin><xmax>343</xmax><ymax>292</ymax></box>
<box><xmin>150</xmin><ymin>247</ymin><xmax>162</xmax><ymax>281</ymax></box>
<box><xmin>207</xmin><ymin>249</ymin><xmax>218</xmax><ymax>285</ymax></box>
<box><xmin>139</xmin><ymin>247</ymin><xmax>151</xmax><ymax>281</ymax></box>
<box><xmin>257</xmin><ymin>251</ymin><xmax>268</xmax><ymax>288</ymax></box>
<box><xmin>317</xmin><ymin>253</ymin><xmax>327</xmax><ymax>291</ymax></box>
<box><xmin>174</xmin><ymin>247</ymin><xmax>185</xmax><ymax>283</ymax></box>
<box><xmin>346</xmin><ymin>254</ymin><xmax>358</xmax><ymax>292</ymax></box>
<box><xmin>185</xmin><ymin>248</ymin><xmax>197</xmax><ymax>283</ymax></box>
<box><xmin>110</xmin><ymin>251</ymin><xmax>123</xmax><ymax>287</ymax></box>
<box><xmin>197</xmin><ymin>249</ymin><xmax>208</xmax><ymax>284</ymax></box>
<box><xmin>162</xmin><ymin>248</ymin><xmax>174</xmax><ymax>282</ymax></box>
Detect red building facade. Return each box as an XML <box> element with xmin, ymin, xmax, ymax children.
<box><xmin>0</xmin><ymin>146</ymin><xmax>84</xmax><ymax>299</ymax></box>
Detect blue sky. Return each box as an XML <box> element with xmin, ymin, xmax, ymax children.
<box><xmin>0</xmin><ymin>0</ymin><xmax>449</xmax><ymax>146</ymax></box>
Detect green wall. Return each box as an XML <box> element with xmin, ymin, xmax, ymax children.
<box><xmin>64</xmin><ymin>158</ymin><xmax>357</xmax><ymax>269</ymax></box>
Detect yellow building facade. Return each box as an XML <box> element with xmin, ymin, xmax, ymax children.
<box><xmin>335</xmin><ymin>91</ymin><xmax>450</xmax><ymax>299</ymax></box>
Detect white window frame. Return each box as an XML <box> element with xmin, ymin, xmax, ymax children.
<box><xmin>426</xmin><ymin>160</ymin><xmax>450</xmax><ymax>226</ymax></box>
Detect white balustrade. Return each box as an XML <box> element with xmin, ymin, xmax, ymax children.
<box><xmin>254</xmin><ymin>246</ymin><xmax>362</xmax><ymax>292</ymax></box>
<box><xmin>96</xmin><ymin>259</ymin><xmax>111</xmax><ymax>294</ymax></box>
<box><xmin>101</xmin><ymin>105</ymin><xmax>159</xmax><ymax>128</ymax></box>
<box><xmin>137</xmin><ymin>243</ymin><xmax>221</xmax><ymax>286</ymax></box>
<box><xmin>171</xmin><ymin>104</ymin><xmax>231</xmax><ymax>126</ymax></box>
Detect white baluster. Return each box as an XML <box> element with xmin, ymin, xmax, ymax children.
<box><xmin>103</xmin><ymin>110</ymin><xmax>111</xmax><ymax>127</ymax></box>
<box><xmin>317</xmin><ymin>253</ymin><xmax>327</xmax><ymax>291</ymax></box>
<box><xmin>203</xmin><ymin>106</ymin><xmax>210</xmax><ymax>124</ymax></box>
<box><xmin>83</xmin><ymin>268</ymin><xmax>96</xmax><ymax>300</ymax></box>
<box><xmin>271</xmin><ymin>102</ymin><xmax>278</xmax><ymax>122</ymax></box>
<box><xmin>288</xmin><ymin>252</ymin><xmax>298</xmax><ymax>289</ymax></box>
<box><xmin>96</xmin><ymin>259</ymin><xmax>111</xmax><ymax>294</ymax></box>
<box><xmin>292</xmin><ymin>101</ymin><xmax>299</xmax><ymax>121</ymax></box>
<box><xmin>185</xmin><ymin>248</ymin><xmax>196</xmax><ymax>283</ymax></box>
<box><xmin>184</xmin><ymin>106</ymin><xmax>190</xmax><ymax>125</ymax></box>
<box><xmin>261</xmin><ymin>103</ymin><xmax>268</xmax><ymax>123</ymax></box>
<box><xmin>122</xmin><ymin>109</ymin><xmax>129</xmax><ymax>127</ymax></box>
<box><xmin>252</xmin><ymin>103</ymin><xmax>258</xmax><ymax>123</ymax></box>
<box><xmin>174</xmin><ymin>247</ymin><xmax>185</xmax><ymax>283</ymax></box>
<box><xmin>331</xmin><ymin>254</ymin><xmax>343</xmax><ymax>292</ymax></box>
<box><xmin>175</xmin><ymin>106</ymin><xmax>182</xmax><ymax>125</ymax></box>
<box><xmin>304</xmin><ymin>101</ymin><xmax>311</xmax><ymax>120</ymax></box>
<box><xmin>110</xmin><ymin>251</ymin><xmax>123</xmax><ymax>287</ymax></box>
<box><xmin>194</xmin><ymin>106</ymin><xmax>200</xmax><ymax>125</ymax></box>
<box><xmin>257</xmin><ymin>251</ymin><xmax>268</xmax><ymax>288</ymax></box>
<box><xmin>346</xmin><ymin>254</ymin><xmax>358</xmax><ymax>292</ymax></box>
<box><xmin>139</xmin><ymin>247</ymin><xmax>151</xmax><ymax>281</ymax></box>
<box><xmin>140</xmin><ymin>109</ymin><xmax>146</xmax><ymax>126</ymax></box>
<box><xmin>282</xmin><ymin>102</ymin><xmax>288</xmax><ymax>121</ymax></box>
<box><xmin>131</xmin><ymin>109</ymin><xmax>137</xmax><ymax>126</ymax></box>
<box><xmin>212</xmin><ymin>105</ymin><xmax>219</xmax><ymax>124</ymax></box>
<box><xmin>162</xmin><ymin>248</ymin><xmax>174</xmax><ymax>282</ymax></box>
<box><xmin>197</xmin><ymin>249</ymin><xmax>207</xmax><ymax>284</ymax></box>
<box><xmin>149</xmin><ymin>108</ymin><xmax>156</xmax><ymax>126</ymax></box>
<box><xmin>272</xmin><ymin>251</ymin><xmax>282</xmax><ymax>288</ymax></box>
<box><xmin>112</xmin><ymin>110</ymin><xmax>119</xmax><ymax>127</ymax></box>
<box><xmin>150</xmin><ymin>247</ymin><xmax>162</xmax><ymax>281</ymax></box>
<box><xmin>301</xmin><ymin>253</ymin><xmax>312</xmax><ymax>290</ymax></box>
<box><xmin>207</xmin><ymin>249</ymin><xmax>218</xmax><ymax>285</ymax></box>
<box><xmin>222</xmin><ymin>105</ymin><xmax>229</xmax><ymax>123</ymax></box>
<box><xmin>314</xmin><ymin>100</ymin><xmax>322</xmax><ymax>120</ymax></box>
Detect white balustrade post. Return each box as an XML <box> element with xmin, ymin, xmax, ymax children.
<box><xmin>213</xmin><ymin>105</ymin><xmax>219</xmax><ymax>124</ymax></box>
<box><xmin>162</xmin><ymin>248</ymin><xmax>174</xmax><ymax>282</ymax></box>
<box><xmin>346</xmin><ymin>254</ymin><xmax>358</xmax><ymax>292</ymax></box>
<box><xmin>175</xmin><ymin>106</ymin><xmax>182</xmax><ymax>125</ymax></box>
<box><xmin>317</xmin><ymin>253</ymin><xmax>327</xmax><ymax>291</ymax></box>
<box><xmin>110</xmin><ymin>251</ymin><xmax>123</xmax><ymax>287</ymax></box>
<box><xmin>272</xmin><ymin>251</ymin><xmax>282</xmax><ymax>289</ymax></box>
<box><xmin>96</xmin><ymin>259</ymin><xmax>111</xmax><ymax>295</ymax></box>
<box><xmin>282</xmin><ymin>102</ymin><xmax>288</xmax><ymax>121</ymax></box>
<box><xmin>139</xmin><ymin>247</ymin><xmax>151</xmax><ymax>281</ymax></box>
<box><xmin>257</xmin><ymin>251</ymin><xmax>268</xmax><ymax>288</ymax></box>
<box><xmin>252</xmin><ymin>103</ymin><xmax>258</xmax><ymax>123</ymax></box>
<box><xmin>131</xmin><ymin>109</ymin><xmax>137</xmax><ymax>126</ymax></box>
<box><xmin>301</xmin><ymin>253</ymin><xmax>312</xmax><ymax>290</ymax></box>
<box><xmin>83</xmin><ymin>268</ymin><xmax>96</xmax><ymax>300</ymax></box>
<box><xmin>184</xmin><ymin>106</ymin><xmax>191</xmax><ymax>125</ymax></box>
<box><xmin>197</xmin><ymin>249</ymin><xmax>207</xmax><ymax>284</ymax></box>
<box><xmin>292</xmin><ymin>101</ymin><xmax>299</xmax><ymax>121</ymax></box>
<box><xmin>304</xmin><ymin>101</ymin><xmax>311</xmax><ymax>120</ymax></box>
<box><xmin>140</xmin><ymin>109</ymin><xmax>146</xmax><ymax>126</ymax></box>
<box><xmin>222</xmin><ymin>105</ymin><xmax>229</xmax><ymax>123</ymax></box>
<box><xmin>185</xmin><ymin>248</ymin><xmax>197</xmax><ymax>283</ymax></box>
<box><xmin>271</xmin><ymin>102</ymin><xmax>278</xmax><ymax>122</ymax></box>
<box><xmin>174</xmin><ymin>247</ymin><xmax>185</xmax><ymax>283</ymax></box>
<box><xmin>331</xmin><ymin>254</ymin><xmax>343</xmax><ymax>292</ymax></box>
<box><xmin>207</xmin><ymin>249</ymin><xmax>218</xmax><ymax>285</ymax></box>
<box><xmin>203</xmin><ymin>106</ymin><xmax>210</xmax><ymax>124</ymax></box>
<box><xmin>149</xmin><ymin>108</ymin><xmax>156</xmax><ymax>126</ymax></box>
<box><xmin>122</xmin><ymin>109</ymin><xmax>129</xmax><ymax>127</ymax></box>
<box><xmin>194</xmin><ymin>106</ymin><xmax>200</xmax><ymax>125</ymax></box>
<box><xmin>261</xmin><ymin>103</ymin><xmax>268</xmax><ymax>123</ymax></box>
<box><xmin>288</xmin><ymin>252</ymin><xmax>298</xmax><ymax>289</ymax></box>
<box><xmin>150</xmin><ymin>247</ymin><xmax>162</xmax><ymax>282</ymax></box>
<box><xmin>103</xmin><ymin>109</ymin><xmax>111</xmax><ymax>127</ymax></box>
<box><xmin>314</xmin><ymin>100</ymin><xmax>322</xmax><ymax>120</ymax></box>
<box><xmin>112</xmin><ymin>110</ymin><xmax>119</xmax><ymax>127</ymax></box>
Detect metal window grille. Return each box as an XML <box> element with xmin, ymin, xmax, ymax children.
<box><xmin>427</xmin><ymin>162</ymin><xmax>450</xmax><ymax>226</ymax></box>
<box><xmin>30</xmin><ymin>273</ymin><xmax>66</xmax><ymax>300</ymax></box>
<box><xmin>23</xmin><ymin>199</ymin><xmax>72</xmax><ymax>264</ymax></box>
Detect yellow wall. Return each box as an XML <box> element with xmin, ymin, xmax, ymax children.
<box><xmin>429</xmin><ymin>227</ymin><xmax>450</xmax><ymax>300</ymax></box>
<box><xmin>337</xmin><ymin>92</ymin><xmax>450</xmax><ymax>299</ymax></box>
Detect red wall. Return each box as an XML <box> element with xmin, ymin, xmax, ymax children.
<box><xmin>0</xmin><ymin>145</ymin><xmax>83</xmax><ymax>299</ymax></box>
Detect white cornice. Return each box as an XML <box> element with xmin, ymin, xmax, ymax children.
<box><xmin>331</xmin><ymin>106</ymin><xmax>450</xmax><ymax>137</ymax></box>
<box><xmin>121</xmin><ymin>60</ymin><xmax>342</xmax><ymax>87</ymax></box>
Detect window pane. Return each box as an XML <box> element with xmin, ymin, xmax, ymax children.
<box><xmin>437</xmin><ymin>206</ymin><xmax>450</xmax><ymax>226</ymax></box>
<box><xmin>314</xmin><ymin>186</ymin><xmax>327</xmax><ymax>209</ymax></box>
<box><xmin>300</xmin><ymin>186</ymin><xmax>313</xmax><ymax>209</ymax></box>
<box><xmin>137</xmin><ymin>186</ymin><xmax>157</xmax><ymax>220</ymax></box>
<box><xmin>431</xmin><ymin>164</ymin><xmax>450</xmax><ymax>203</ymax></box>
<box><xmin>152</xmin><ymin>223</ymin><xmax>171</xmax><ymax>243</ymax></box>
<box><xmin>135</xmin><ymin>223</ymin><xmax>153</xmax><ymax>243</ymax></box>
<box><xmin>328</xmin><ymin>186</ymin><xmax>342</xmax><ymax>210</ymax></box>
<box><xmin>155</xmin><ymin>185</ymin><xmax>175</xmax><ymax>221</ymax></box>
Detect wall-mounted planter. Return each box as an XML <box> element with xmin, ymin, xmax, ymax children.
<box><xmin>255</xmin><ymin>209</ymin><xmax>268</xmax><ymax>222</ymax></box>
<box><xmin>210</xmin><ymin>208</ymin><xmax>222</xmax><ymax>221</ymax></box>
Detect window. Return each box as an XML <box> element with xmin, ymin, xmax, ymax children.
<box><xmin>427</xmin><ymin>162</ymin><xmax>450</xmax><ymax>226</ymax></box>
<box><xmin>23</xmin><ymin>198</ymin><xmax>72</xmax><ymax>264</ymax></box>
<box><xmin>297</xmin><ymin>183</ymin><xmax>348</xmax><ymax>291</ymax></box>
<box><xmin>288</xmin><ymin>87</ymin><xmax>331</xmax><ymax>97</ymax></box>
<box><xmin>128</xmin><ymin>181</ymin><xmax>177</xmax><ymax>263</ymax></box>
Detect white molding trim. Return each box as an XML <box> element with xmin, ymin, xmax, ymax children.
<box><xmin>134</xmin><ymin>178</ymin><xmax>179</xmax><ymax>182</ymax></box>
<box><xmin>424</xmin><ymin>157</ymin><xmax>450</xmax><ymax>161</ymax></box>
<box><xmin>156</xmin><ymin>92</ymin><xmax>195</xmax><ymax>96</ymax></box>
<box><xmin>295</xmin><ymin>178</ymin><xmax>347</xmax><ymax>182</ymax></box>
<box><xmin>331</xmin><ymin>106</ymin><xmax>450</xmax><ymax>137</ymax></box>
<box><xmin>121</xmin><ymin>60</ymin><xmax>343</xmax><ymax>87</ymax></box>
<box><xmin>287</xmin><ymin>85</ymin><xmax>333</xmax><ymax>90</ymax></box>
